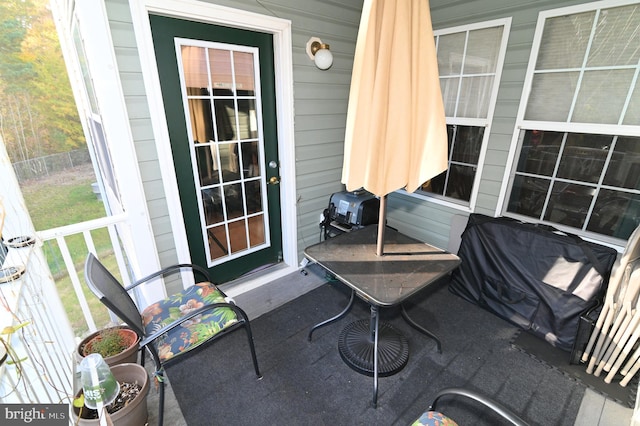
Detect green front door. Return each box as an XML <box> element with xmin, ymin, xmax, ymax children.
<box><xmin>150</xmin><ymin>15</ymin><xmax>282</xmax><ymax>282</ymax></box>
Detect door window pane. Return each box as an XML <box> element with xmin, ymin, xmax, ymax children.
<box><xmin>188</xmin><ymin>98</ymin><xmax>213</xmax><ymax>143</ymax></box>
<box><xmin>179</xmin><ymin>40</ymin><xmax>269</xmax><ymax>266</ymax></box>
<box><xmin>209</xmin><ymin>48</ymin><xmax>233</xmax><ymax>95</ymax></box>
<box><xmin>195</xmin><ymin>145</ymin><xmax>219</xmax><ymax>186</ymax></box>
<box><xmin>237</xmin><ymin>99</ymin><xmax>257</xmax><ymax>139</ymax></box>
<box><xmin>213</xmin><ymin>99</ymin><xmax>236</xmax><ymax>141</ymax></box>
<box><xmin>234</xmin><ymin>51</ymin><xmax>255</xmax><ymax>96</ymax></box>
<box><xmin>181</xmin><ymin>46</ymin><xmax>208</xmax><ymax>92</ymax></box>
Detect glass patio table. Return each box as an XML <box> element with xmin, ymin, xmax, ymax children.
<box><xmin>305</xmin><ymin>225</ymin><xmax>461</xmax><ymax>407</ymax></box>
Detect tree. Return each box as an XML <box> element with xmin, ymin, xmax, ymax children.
<box><xmin>0</xmin><ymin>0</ymin><xmax>83</xmax><ymax>163</ymax></box>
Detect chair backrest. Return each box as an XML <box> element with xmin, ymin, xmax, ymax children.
<box><xmin>84</xmin><ymin>253</ymin><xmax>145</xmax><ymax>337</ymax></box>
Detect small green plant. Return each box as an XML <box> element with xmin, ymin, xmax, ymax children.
<box><xmin>82</xmin><ymin>328</ymin><xmax>130</xmax><ymax>358</ymax></box>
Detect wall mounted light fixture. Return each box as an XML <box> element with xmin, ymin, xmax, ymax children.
<box><xmin>306</xmin><ymin>37</ymin><xmax>333</xmax><ymax>70</ymax></box>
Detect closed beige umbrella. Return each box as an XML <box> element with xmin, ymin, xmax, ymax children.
<box><xmin>342</xmin><ymin>0</ymin><xmax>448</xmax><ymax>255</ymax></box>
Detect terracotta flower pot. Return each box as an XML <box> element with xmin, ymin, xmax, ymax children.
<box><xmin>77</xmin><ymin>326</ymin><xmax>139</xmax><ymax>367</ymax></box>
<box><xmin>72</xmin><ymin>363</ymin><xmax>150</xmax><ymax>426</ymax></box>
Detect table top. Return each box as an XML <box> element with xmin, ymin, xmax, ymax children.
<box><xmin>304</xmin><ymin>225</ymin><xmax>460</xmax><ymax>306</ymax></box>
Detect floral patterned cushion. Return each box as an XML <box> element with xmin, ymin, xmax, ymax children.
<box><xmin>142</xmin><ymin>282</ymin><xmax>238</xmax><ymax>362</ymax></box>
<box><xmin>411</xmin><ymin>411</ymin><xmax>458</xmax><ymax>426</ymax></box>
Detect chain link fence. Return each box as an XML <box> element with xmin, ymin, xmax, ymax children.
<box><xmin>11</xmin><ymin>148</ymin><xmax>91</xmax><ymax>182</ymax></box>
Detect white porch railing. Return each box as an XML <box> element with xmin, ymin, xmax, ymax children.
<box><xmin>0</xmin><ymin>214</ymin><xmax>134</xmax><ymax>414</ymax></box>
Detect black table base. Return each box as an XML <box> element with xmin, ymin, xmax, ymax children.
<box><xmin>338</xmin><ymin>319</ymin><xmax>409</xmax><ymax>377</ymax></box>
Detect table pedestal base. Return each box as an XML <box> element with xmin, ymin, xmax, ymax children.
<box><xmin>338</xmin><ymin>319</ymin><xmax>409</xmax><ymax>377</ymax></box>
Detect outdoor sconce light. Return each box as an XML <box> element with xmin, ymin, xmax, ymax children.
<box><xmin>306</xmin><ymin>37</ymin><xmax>333</xmax><ymax>70</ymax></box>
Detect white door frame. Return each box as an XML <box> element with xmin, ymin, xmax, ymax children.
<box><xmin>129</xmin><ymin>0</ymin><xmax>299</xmax><ymax>293</ymax></box>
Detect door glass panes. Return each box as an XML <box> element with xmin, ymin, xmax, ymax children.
<box><xmin>182</xmin><ymin>46</ymin><xmax>209</xmax><ymax>92</ymax></box>
<box><xmin>237</xmin><ymin>99</ymin><xmax>258</xmax><ymax>139</ymax></box>
<box><xmin>188</xmin><ymin>98</ymin><xmax>214</xmax><ymax>143</ymax></box>
<box><xmin>179</xmin><ymin>41</ymin><xmax>268</xmax><ymax>265</ymax></box>
<box><xmin>234</xmin><ymin>52</ymin><xmax>256</xmax><ymax>96</ymax></box>
<box><xmin>214</xmin><ymin>99</ymin><xmax>236</xmax><ymax>141</ymax></box>
<box><xmin>195</xmin><ymin>145</ymin><xmax>220</xmax><ymax>186</ymax></box>
<box><xmin>209</xmin><ymin>49</ymin><xmax>233</xmax><ymax>95</ymax></box>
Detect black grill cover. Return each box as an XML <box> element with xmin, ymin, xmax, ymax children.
<box><xmin>449</xmin><ymin>214</ymin><xmax>618</xmax><ymax>351</ymax></box>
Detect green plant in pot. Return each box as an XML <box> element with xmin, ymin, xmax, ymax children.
<box><xmin>77</xmin><ymin>326</ymin><xmax>139</xmax><ymax>367</ymax></box>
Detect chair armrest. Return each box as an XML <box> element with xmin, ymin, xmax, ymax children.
<box><xmin>429</xmin><ymin>387</ymin><xmax>529</xmax><ymax>426</ymax></box>
<box><xmin>125</xmin><ymin>263</ymin><xmax>212</xmax><ymax>291</ymax></box>
<box><xmin>139</xmin><ymin>301</ymin><xmax>249</xmax><ymax>347</ymax></box>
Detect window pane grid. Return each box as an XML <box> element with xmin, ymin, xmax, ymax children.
<box><xmin>525</xmin><ymin>4</ymin><xmax>640</xmax><ymax>127</ymax></box>
<box><xmin>419</xmin><ymin>20</ymin><xmax>509</xmax><ymax>205</ymax></box>
<box><xmin>179</xmin><ymin>40</ymin><xmax>268</xmax><ymax>265</ymax></box>
<box><xmin>508</xmin><ymin>130</ymin><xmax>640</xmax><ymax>239</ymax></box>
<box><xmin>508</xmin><ymin>2</ymin><xmax>640</xmax><ymax>241</ymax></box>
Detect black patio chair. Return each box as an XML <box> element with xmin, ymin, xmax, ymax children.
<box><xmin>83</xmin><ymin>253</ymin><xmax>262</xmax><ymax>426</ymax></box>
<box><xmin>410</xmin><ymin>387</ymin><xmax>529</xmax><ymax>426</ymax></box>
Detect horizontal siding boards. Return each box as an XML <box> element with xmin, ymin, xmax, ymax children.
<box><xmin>104</xmin><ymin>0</ymin><xmax>600</xmax><ymax>270</ymax></box>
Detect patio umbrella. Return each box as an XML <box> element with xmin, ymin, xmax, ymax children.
<box><xmin>342</xmin><ymin>0</ymin><xmax>448</xmax><ymax>255</ymax></box>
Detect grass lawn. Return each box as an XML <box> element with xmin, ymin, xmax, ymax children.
<box><xmin>20</xmin><ymin>164</ymin><xmax>115</xmax><ymax>336</ymax></box>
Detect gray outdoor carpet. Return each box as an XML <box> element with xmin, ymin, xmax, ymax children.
<box><xmin>164</xmin><ymin>278</ymin><xmax>586</xmax><ymax>425</ymax></box>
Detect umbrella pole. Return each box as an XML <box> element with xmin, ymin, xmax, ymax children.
<box><xmin>376</xmin><ymin>195</ymin><xmax>387</xmax><ymax>256</ymax></box>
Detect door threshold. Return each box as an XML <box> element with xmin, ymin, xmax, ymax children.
<box><xmin>219</xmin><ymin>262</ymin><xmax>297</xmax><ymax>298</ymax></box>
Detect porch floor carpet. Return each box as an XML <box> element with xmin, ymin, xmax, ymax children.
<box><xmin>165</xmin><ymin>278</ymin><xmax>586</xmax><ymax>425</ymax></box>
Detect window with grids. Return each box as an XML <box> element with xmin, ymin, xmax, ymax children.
<box><xmin>418</xmin><ymin>19</ymin><xmax>510</xmax><ymax>205</ymax></box>
<box><xmin>504</xmin><ymin>1</ymin><xmax>640</xmax><ymax>242</ymax></box>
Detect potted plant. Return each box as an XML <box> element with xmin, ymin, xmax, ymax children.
<box><xmin>72</xmin><ymin>362</ymin><xmax>150</xmax><ymax>426</ymax></box>
<box><xmin>77</xmin><ymin>326</ymin><xmax>139</xmax><ymax>367</ymax></box>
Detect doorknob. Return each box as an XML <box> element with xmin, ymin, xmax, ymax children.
<box><xmin>269</xmin><ymin>176</ymin><xmax>280</xmax><ymax>185</ymax></box>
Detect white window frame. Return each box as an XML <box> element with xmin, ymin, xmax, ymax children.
<box><xmin>406</xmin><ymin>17</ymin><xmax>511</xmax><ymax>212</ymax></box>
<box><xmin>499</xmin><ymin>0</ymin><xmax>640</xmax><ymax>246</ymax></box>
